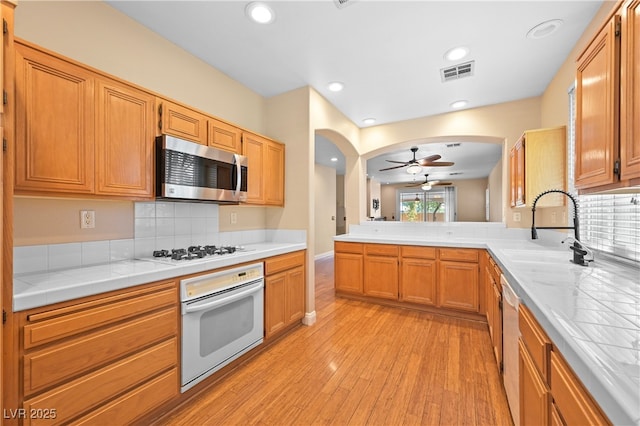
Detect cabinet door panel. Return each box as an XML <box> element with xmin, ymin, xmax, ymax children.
<box><xmin>364</xmin><ymin>255</ymin><xmax>398</xmax><ymax>300</ymax></box>
<box><xmin>438</xmin><ymin>261</ymin><xmax>479</xmax><ymax>312</ymax></box>
<box><xmin>575</xmin><ymin>16</ymin><xmax>620</xmax><ymax>189</ymax></box>
<box><xmin>265</xmin><ymin>273</ymin><xmax>287</xmax><ymax>337</ymax></box>
<box><xmin>621</xmin><ymin>1</ymin><xmax>640</xmax><ymax>180</ymax></box>
<box><xmin>265</xmin><ymin>141</ymin><xmax>284</xmax><ymax>206</ymax></box>
<box><xmin>209</xmin><ymin>118</ymin><xmax>241</xmax><ymax>153</ymax></box>
<box><xmin>242</xmin><ymin>133</ymin><xmax>265</xmax><ymax>204</ymax></box>
<box><xmin>96</xmin><ymin>79</ymin><xmax>154</xmax><ymax>197</ymax></box>
<box><xmin>157</xmin><ymin>99</ymin><xmax>207</xmax><ymax>144</ymax></box>
<box><xmin>286</xmin><ymin>266</ymin><xmax>305</xmax><ymax>323</ymax></box>
<box><xmin>519</xmin><ymin>339</ymin><xmax>550</xmax><ymax>426</ymax></box>
<box><xmin>335</xmin><ymin>252</ymin><xmax>363</xmax><ymax>294</ymax></box>
<box><xmin>15</xmin><ymin>43</ymin><xmax>94</xmax><ymax>193</ymax></box>
<box><xmin>400</xmin><ymin>258</ymin><xmax>436</xmax><ymax>305</ymax></box>
<box><xmin>550</xmin><ymin>351</ymin><xmax>609</xmax><ymax>426</ymax></box>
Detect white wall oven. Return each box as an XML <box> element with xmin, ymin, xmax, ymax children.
<box><xmin>181</xmin><ymin>263</ymin><xmax>264</xmax><ymax>393</ymax></box>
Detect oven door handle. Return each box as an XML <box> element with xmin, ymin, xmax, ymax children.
<box><xmin>183</xmin><ymin>281</ymin><xmax>263</xmax><ymax>314</ymax></box>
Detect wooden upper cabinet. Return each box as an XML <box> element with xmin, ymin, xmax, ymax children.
<box><xmin>95</xmin><ymin>78</ymin><xmax>155</xmax><ymax>198</ymax></box>
<box><xmin>242</xmin><ymin>132</ymin><xmax>265</xmax><ymax>203</ymax></box>
<box><xmin>242</xmin><ymin>131</ymin><xmax>285</xmax><ymax>206</ymax></box>
<box><xmin>15</xmin><ymin>42</ymin><xmax>95</xmax><ymax>194</ymax></box>
<box><xmin>575</xmin><ymin>15</ymin><xmax>621</xmax><ymax>190</ymax></box>
<box><xmin>208</xmin><ymin>118</ymin><xmax>242</xmax><ymax>153</ymax></box>
<box><xmin>156</xmin><ymin>98</ymin><xmax>207</xmax><ymax>144</ymax></box>
<box><xmin>265</xmin><ymin>141</ymin><xmax>285</xmax><ymax>206</ymax></box>
<box><xmin>620</xmin><ymin>0</ymin><xmax>640</xmax><ymax>181</ymax></box>
<box><xmin>510</xmin><ymin>127</ymin><xmax>566</xmax><ymax>207</ymax></box>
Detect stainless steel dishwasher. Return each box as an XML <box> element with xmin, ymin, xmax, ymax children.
<box><xmin>501</xmin><ymin>274</ymin><xmax>520</xmax><ymax>426</ymax></box>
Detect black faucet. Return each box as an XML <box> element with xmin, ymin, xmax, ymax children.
<box><xmin>531</xmin><ymin>189</ymin><xmax>591</xmax><ymax>266</ymax></box>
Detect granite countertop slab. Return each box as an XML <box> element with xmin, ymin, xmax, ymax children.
<box><xmin>335</xmin><ymin>233</ymin><xmax>640</xmax><ymax>426</ymax></box>
<box><xmin>14</xmin><ymin>242</ymin><xmax>306</xmax><ymax>312</ymax></box>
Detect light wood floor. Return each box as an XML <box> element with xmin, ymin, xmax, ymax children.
<box><xmin>159</xmin><ymin>257</ymin><xmax>514</xmax><ymax>425</ymax></box>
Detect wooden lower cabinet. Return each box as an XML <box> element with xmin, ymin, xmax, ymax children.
<box><xmin>334</xmin><ymin>242</ymin><xmax>364</xmax><ymax>295</ymax></box>
<box><xmin>519</xmin><ymin>305</ymin><xmax>612</xmax><ymax>426</ymax></box>
<box><xmin>264</xmin><ymin>251</ymin><xmax>306</xmax><ymax>339</ymax></box>
<box><xmin>17</xmin><ymin>280</ymin><xmax>179</xmax><ymax>425</ymax></box>
<box><xmin>519</xmin><ymin>339</ymin><xmax>550</xmax><ymax>426</ymax></box>
<box><xmin>550</xmin><ymin>351</ymin><xmax>610</xmax><ymax>426</ymax></box>
<box><xmin>364</xmin><ymin>244</ymin><xmax>399</xmax><ymax>300</ymax></box>
<box><xmin>335</xmin><ymin>243</ymin><xmax>480</xmax><ymax>315</ymax></box>
<box><xmin>438</xmin><ymin>260</ymin><xmax>479</xmax><ymax>312</ymax></box>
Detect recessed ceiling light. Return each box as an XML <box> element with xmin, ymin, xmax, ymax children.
<box><xmin>444</xmin><ymin>46</ymin><xmax>469</xmax><ymax>62</ymax></box>
<box><xmin>450</xmin><ymin>100</ymin><xmax>468</xmax><ymax>109</ymax></box>
<box><xmin>328</xmin><ymin>81</ymin><xmax>344</xmax><ymax>92</ymax></box>
<box><xmin>330</xmin><ymin>157</ymin><xmax>338</xmax><ymax>162</ymax></box>
<box><xmin>363</xmin><ymin>118</ymin><xmax>376</xmax><ymax>125</ymax></box>
<box><xmin>245</xmin><ymin>2</ymin><xmax>275</xmax><ymax>24</ymax></box>
<box><xmin>526</xmin><ymin>19</ymin><xmax>563</xmax><ymax>39</ymax></box>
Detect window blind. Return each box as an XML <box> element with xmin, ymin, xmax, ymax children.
<box><xmin>568</xmin><ymin>86</ymin><xmax>640</xmax><ymax>262</ymax></box>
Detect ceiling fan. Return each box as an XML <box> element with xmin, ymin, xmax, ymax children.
<box><xmin>405</xmin><ymin>174</ymin><xmax>452</xmax><ymax>190</ymax></box>
<box><xmin>379</xmin><ymin>146</ymin><xmax>454</xmax><ymax>174</ymax></box>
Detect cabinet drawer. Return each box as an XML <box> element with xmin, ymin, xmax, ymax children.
<box><xmin>24</xmin><ymin>338</ymin><xmax>177</xmax><ymax>425</ymax></box>
<box><xmin>24</xmin><ymin>307</ymin><xmax>177</xmax><ymax>396</ymax></box>
<box><xmin>550</xmin><ymin>351</ymin><xmax>610</xmax><ymax>426</ymax></box>
<box><xmin>439</xmin><ymin>248</ymin><xmax>479</xmax><ymax>262</ymax></box>
<box><xmin>400</xmin><ymin>245</ymin><xmax>436</xmax><ymax>259</ymax></box>
<box><xmin>73</xmin><ymin>367</ymin><xmax>178</xmax><ymax>426</ymax></box>
<box><xmin>365</xmin><ymin>243</ymin><xmax>398</xmax><ymax>257</ymax></box>
<box><xmin>519</xmin><ymin>304</ymin><xmax>551</xmax><ymax>381</ymax></box>
<box><xmin>335</xmin><ymin>241</ymin><xmax>364</xmax><ymax>254</ymax></box>
<box><xmin>265</xmin><ymin>251</ymin><xmax>305</xmax><ymax>275</ymax></box>
<box><xmin>24</xmin><ymin>283</ymin><xmax>175</xmax><ymax>349</ymax></box>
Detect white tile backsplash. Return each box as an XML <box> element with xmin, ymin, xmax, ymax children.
<box><xmin>15</xmin><ymin>201</ymin><xmax>304</xmax><ymax>275</ymax></box>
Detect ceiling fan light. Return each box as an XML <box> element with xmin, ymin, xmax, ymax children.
<box><xmin>421</xmin><ymin>183</ymin><xmax>432</xmax><ymax>191</ymax></box>
<box><xmin>406</xmin><ymin>164</ymin><xmax>423</xmax><ymax>175</ymax></box>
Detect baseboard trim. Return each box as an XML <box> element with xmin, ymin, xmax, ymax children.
<box><xmin>302</xmin><ymin>311</ymin><xmax>317</xmax><ymax>326</ymax></box>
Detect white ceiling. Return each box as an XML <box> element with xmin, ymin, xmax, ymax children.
<box><xmin>107</xmin><ymin>0</ymin><xmax>602</xmax><ymax>184</ymax></box>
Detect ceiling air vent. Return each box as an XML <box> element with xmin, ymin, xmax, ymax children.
<box><xmin>446</xmin><ymin>143</ymin><xmax>461</xmax><ymax>148</ymax></box>
<box><xmin>334</xmin><ymin>0</ymin><xmax>355</xmax><ymax>8</ymax></box>
<box><xmin>449</xmin><ymin>172</ymin><xmax>464</xmax><ymax>176</ymax></box>
<box><xmin>440</xmin><ymin>61</ymin><xmax>475</xmax><ymax>82</ymax></box>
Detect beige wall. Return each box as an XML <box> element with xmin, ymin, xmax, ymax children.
<box><xmin>381</xmin><ymin>185</ymin><xmax>397</xmax><ymax>220</ymax></box>
<box><xmin>336</xmin><ymin>175</ymin><xmax>346</xmax><ymax>234</ymax></box>
<box><xmin>314</xmin><ymin>164</ymin><xmax>336</xmax><ymax>256</ymax></box>
<box><xmin>14</xmin><ymin>197</ymin><xmax>133</xmax><ymax>246</ymax></box>
<box><xmin>455</xmin><ymin>178</ymin><xmax>488</xmax><ymax>222</ymax></box>
<box><xmin>487</xmin><ymin>158</ymin><xmax>503</xmax><ymax>222</ymax></box>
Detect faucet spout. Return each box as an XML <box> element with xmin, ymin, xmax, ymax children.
<box><xmin>530</xmin><ymin>189</ymin><xmax>591</xmax><ymax>266</ymax></box>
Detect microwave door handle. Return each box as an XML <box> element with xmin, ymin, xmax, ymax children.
<box><xmin>235</xmin><ymin>154</ymin><xmax>242</xmax><ymax>196</ymax></box>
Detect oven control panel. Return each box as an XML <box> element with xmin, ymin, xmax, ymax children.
<box><xmin>181</xmin><ymin>263</ymin><xmax>264</xmax><ymax>301</ymax></box>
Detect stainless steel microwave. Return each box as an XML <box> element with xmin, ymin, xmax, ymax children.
<box><xmin>156</xmin><ymin>135</ymin><xmax>248</xmax><ymax>203</ymax></box>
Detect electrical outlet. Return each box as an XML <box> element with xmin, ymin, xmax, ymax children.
<box><xmin>80</xmin><ymin>210</ymin><xmax>95</xmax><ymax>229</ymax></box>
<box><xmin>230</xmin><ymin>212</ymin><xmax>237</xmax><ymax>224</ymax></box>
<box><xmin>513</xmin><ymin>212</ymin><xmax>521</xmax><ymax>222</ymax></box>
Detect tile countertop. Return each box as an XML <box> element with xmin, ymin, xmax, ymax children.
<box><xmin>334</xmin><ymin>233</ymin><xmax>640</xmax><ymax>426</ymax></box>
<box><xmin>13</xmin><ymin>242</ymin><xmax>306</xmax><ymax>312</ymax></box>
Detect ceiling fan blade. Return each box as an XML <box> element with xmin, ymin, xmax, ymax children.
<box><xmin>385</xmin><ymin>160</ymin><xmax>411</xmax><ymax>164</ymax></box>
<box><xmin>417</xmin><ymin>154</ymin><xmax>441</xmax><ymax>164</ymax></box>
<box><xmin>405</xmin><ymin>182</ymin><xmax>422</xmax><ymax>187</ymax></box>
<box><xmin>421</xmin><ymin>161</ymin><xmax>455</xmax><ymax>167</ymax></box>
<box><xmin>379</xmin><ymin>164</ymin><xmax>408</xmax><ymax>171</ymax></box>
<box><xmin>433</xmin><ymin>182</ymin><xmax>453</xmax><ymax>186</ymax></box>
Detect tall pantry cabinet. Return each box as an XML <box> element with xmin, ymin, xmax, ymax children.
<box><xmin>575</xmin><ymin>0</ymin><xmax>640</xmax><ymax>191</ymax></box>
